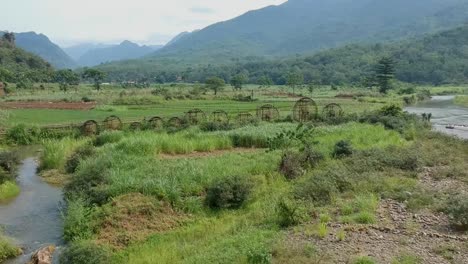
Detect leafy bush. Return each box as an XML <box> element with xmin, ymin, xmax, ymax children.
<box><xmin>66</xmin><ymin>144</ymin><xmax>96</xmax><ymax>174</ymax></box>
<box><xmin>332</xmin><ymin>140</ymin><xmax>353</xmax><ymax>158</ymax></box>
<box><xmin>0</xmin><ymin>151</ymin><xmax>19</xmax><ymax>183</ymax></box>
<box><xmin>205</xmin><ymin>176</ymin><xmax>252</xmax><ymax>209</ymax></box>
<box><xmin>59</xmin><ymin>241</ymin><xmax>111</xmax><ymax>264</ymax></box>
<box><xmin>444</xmin><ymin>194</ymin><xmax>468</xmax><ymax>230</ymax></box>
<box><xmin>6</xmin><ymin>124</ymin><xmax>40</xmax><ymax>145</ymax></box>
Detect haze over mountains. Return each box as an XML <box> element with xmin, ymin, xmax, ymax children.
<box><xmin>3</xmin><ymin>0</ymin><xmax>468</xmax><ymax>75</ymax></box>
<box><xmin>5</xmin><ymin>32</ymin><xmax>77</xmax><ymax>69</ymax></box>
<box><xmin>70</xmin><ymin>41</ymin><xmax>163</xmax><ymax>67</ymax></box>
<box><xmin>0</xmin><ymin>32</ymin><xmax>165</xmax><ymax>69</ymax></box>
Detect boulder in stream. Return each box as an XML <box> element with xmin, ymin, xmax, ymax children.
<box><xmin>28</xmin><ymin>245</ymin><xmax>55</xmax><ymax>264</ymax></box>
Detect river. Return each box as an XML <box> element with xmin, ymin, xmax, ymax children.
<box><xmin>0</xmin><ymin>153</ymin><xmax>63</xmax><ymax>264</ymax></box>
<box><xmin>406</xmin><ymin>95</ymin><xmax>468</xmax><ymax>139</ymax></box>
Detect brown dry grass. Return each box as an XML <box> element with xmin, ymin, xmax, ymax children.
<box><xmin>96</xmin><ymin>193</ymin><xmax>188</xmax><ymax>249</ymax></box>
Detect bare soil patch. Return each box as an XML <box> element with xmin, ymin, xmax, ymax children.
<box><xmin>279</xmin><ymin>168</ymin><xmax>468</xmax><ymax>264</ymax></box>
<box><xmin>0</xmin><ymin>101</ymin><xmax>96</xmax><ymax>110</ymax></box>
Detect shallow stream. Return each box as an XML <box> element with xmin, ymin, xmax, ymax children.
<box><xmin>0</xmin><ymin>150</ymin><xmax>63</xmax><ymax>264</ymax></box>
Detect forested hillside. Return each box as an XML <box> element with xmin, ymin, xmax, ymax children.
<box><xmin>97</xmin><ymin>25</ymin><xmax>468</xmax><ymax>86</ymax></box>
<box><xmin>12</xmin><ymin>32</ymin><xmax>76</xmax><ymax>69</ymax></box>
<box><xmin>0</xmin><ymin>34</ymin><xmax>54</xmax><ymax>83</ymax></box>
<box><xmin>149</xmin><ymin>0</ymin><xmax>468</xmax><ymax>60</ymax></box>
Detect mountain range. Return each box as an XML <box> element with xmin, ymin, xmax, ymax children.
<box><xmin>1</xmin><ymin>32</ymin><xmax>164</xmax><ymax>68</ymax></box>
<box><xmin>148</xmin><ymin>0</ymin><xmax>468</xmax><ymax>61</ymax></box>
<box><xmin>70</xmin><ymin>41</ymin><xmax>163</xmax><ymax>67</ymax></box>
<box><xmin>6</xmin><ymin>32</ymin><xmax>77</xmax><ymax>69</ymax></box>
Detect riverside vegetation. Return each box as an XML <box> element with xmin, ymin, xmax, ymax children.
<box><xmin>2</xmin><ymin>100</ymin><xmax>465</xmax><ymax>263</ymax></box>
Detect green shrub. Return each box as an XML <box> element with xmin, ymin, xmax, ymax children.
<box><xmin>0</xmin><ymin>181</ymin><xmax>20</xmax><ymax>201</ymax></box>
<box><xmin>302</xmin><ymin>146</ymin><xmax>324</xmax><ymax>168</ymax></box>
<box><xmin>6</xmin><ymin>124</ymin><xmax>40</xmax><ymax>145</ymax></box>
<box><xmin>295</xmin><ymin>173</ymin><xmax>337</xmax><ymax>206</ymax></box>
<box><xmin>63</xmin><ymin>198</ymin><xmax>95</xmax><ymax>242</ymax></box>
<box><xmin>205</xmin><ymin>176</ymin><xmax>253</xmax><ymax>209</ymax></box>
<box><xmin>93</xmin><ymin>131</ymin><xmax>124</xmax><ymax>147</ymax></box>
<box><xmin>392</xmin><ymin>254</ymin><xmax>422</xmax><ymax>264</ymax></box>
<box><xmin>66</xmin><ymin>145</ymin><xmax>96</xmax><ymax>174</ymax></box>
<box><xmin>332</xmin><ymin>140</ymin><xmax>353</xmax><ymax>158</ymax></box>
<box><xmin>0</xmin><ymin>151</ymin><xmax>19</xmax><ymax>183</ymax></box>
<box><xmin>0</xmin><ymin>234</ymin><xmax>20</xmax><ymax>262</ymax></box>
<box><xmin>247</xmin><ymin>248</ymin><xmax>272</xmax><ymax>264</ymax></box>
<box><xmin>64</xmin><ymin>158</ymin><xmax>111</xmax><ymax>205</ymax></box>
<box><xmin>275</xmin><ymin>198</ymin><xmax>307</xmax><ymax>227</ymax></box>
<box><xmin>279</xmin><ymin>151</ymin><xmax>305</xmax><ymax>180</ymax></box>
<box><xmin>353</xmin><ymin>256</ymin><xmax>377</xmax><ymax>264</ymax></box>
<box><xmin>59</xmin><ymin>241</ymin><xmax>111</xmax><ymax>264</ymax></box>
<box><xmin>444</xmin><ymin>194</ymin><xmax>468</xmax><ymax>230</ymax></box>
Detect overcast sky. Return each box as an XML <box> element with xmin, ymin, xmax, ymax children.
<box><xmin>3</xmin><ymin>0</ymin><xmax>287</xmax><ymax>47</ymax></box>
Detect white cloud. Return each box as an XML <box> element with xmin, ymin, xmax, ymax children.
<box><xmin>2</xmin><ymin>0</ymin><xmax>286</xmax><ymax>46</ymax></box>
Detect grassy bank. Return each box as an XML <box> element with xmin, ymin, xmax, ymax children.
<box><xmin>0</xmin><ymin>233</ymin><xmax>21</xmax><ymax>262</ymax></box>
<box><xmin>454</xmin><ymin>95</ymin><xmax>468</xmax><ymax>107</ymax></box>
<box><xmin>0</xmin><ymin>181</ymin><xmax>20</xmax><ymax>201</ymax></box>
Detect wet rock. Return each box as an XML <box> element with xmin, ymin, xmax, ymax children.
<box><xmin>28</xmin><ymin>245</ymin><xmax>55</xmax><ymax>264</ymax></box>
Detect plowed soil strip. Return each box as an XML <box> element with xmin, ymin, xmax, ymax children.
<box><xmin>0</xmin><ymin>101</ymin><xmax>96</xmax><ymax>110</ymax></box>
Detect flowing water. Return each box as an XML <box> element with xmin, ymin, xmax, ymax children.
<box><xmin>406</xmin><ymin>95</ymin><xmax>468</xmax><ymax>139</ymax></box>
<box><xmin>0</xmin><ymin>150</ymin><xmax>63</xmax><ymax>264</ymax></box>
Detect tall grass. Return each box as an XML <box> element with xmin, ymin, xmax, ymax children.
<box><xmin>73</xmin><ymin>150</ymin><xmax>279</xmax><ymax>206</ymax></box>
<box><xmin>40</xmin><ymin>137</ymin><xmax>90</xmax><ymax>171</ymax></box>
<box><xmin>109</xmin><ymin>131</ymin><xmax>233</xmax><ymax>156</ymax></box>
<box><xmin>313</xmin><ymin>122</ymin><xmax>407</xmax><ymax>155</ymax></box>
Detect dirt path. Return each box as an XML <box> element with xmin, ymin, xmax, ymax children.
<box><xmin>282</xmin><ymin>168</ymin><xmax>468</xmax><ymax>264</ymax></box>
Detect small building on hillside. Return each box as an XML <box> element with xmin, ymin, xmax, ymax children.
<box><xmin>0</xmin><ymin>82</ymin><xmax>5</xmax><ymax>97</ymax></box>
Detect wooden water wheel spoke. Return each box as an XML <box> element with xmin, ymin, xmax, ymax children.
<box><xmin>293</xmin><ymin>97</ymin><xmax>318</xmax><ymax>122</ymax></box>
<box><xmin>129</xmin><ymin>122</ymin><xmax>143</xmax><ymax>131</ymax></box>
<box><xmin>211</xmin><ymin>110</ymin><xmax>229</xmax><ymax>124</ymax></box>
<box><xmin>148</xmin><ymin>116</ymin><xmax>164</xmax><ymax>129</ymax></box>
<box><xmin>103</xmin><ymin>115</ymin><xmax>122</xmax><ymax>130</ymax></box>
<box><xmin>185</xmin><ymin>109</ymin><xmax>206</xmax><ymax>125</ymax></box>
<box><xmin>257</xmin><ymin>104</ymin><xmax>279</xmax><ymax>122</ymax></box>
<box><xmin>323</xmin><ymin>103</ymin><xmax>344</xmax><ymax>118</ymax></box>
<box><xmin>82</xmin><ymin>120</ymin><xmax>98</xmax><ymax>136</ymax></box>
<box><xmin>167</xmin><ymin>117</ymin><xmax>182</xmax><ymax>128</ymax></box>
<box><xmin>237</xmin><ymin>112</ymin><xmax>254</xmax><ymax>124</ymax></box>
